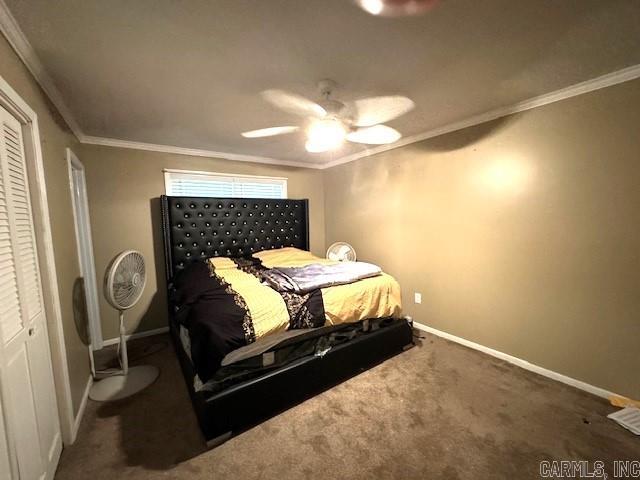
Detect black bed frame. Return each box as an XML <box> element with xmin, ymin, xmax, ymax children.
<box><xmin>160</xmin><ymin>195</ymin><xmax>414</xmax><ymax>446</ymax></box>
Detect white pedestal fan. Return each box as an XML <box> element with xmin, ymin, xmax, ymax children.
<box><xmin>326</xmin><ymin>242</ymin><xmax>357</xmax><ymax>262</ymax></box>
<box><xmin>89</xmin><ymin>250</ymin><xmax>159</xmax><ymax>401</ymax></box>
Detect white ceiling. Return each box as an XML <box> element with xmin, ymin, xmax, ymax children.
<box><xmin>5</xmin><ymin>0</ymin><xmax>640</xmax><ymax>166</ymax></box>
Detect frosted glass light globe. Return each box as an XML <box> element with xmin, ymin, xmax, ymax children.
<box><xmin>305</xmin><ymin>118</ymin><xmax>346</xmax><ymax>153</ymax></box>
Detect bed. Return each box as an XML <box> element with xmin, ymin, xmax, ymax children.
<box><xmin>160</xmin><ymin>195</ymin><xmax>414</xmax><ymax>446</ymax></box>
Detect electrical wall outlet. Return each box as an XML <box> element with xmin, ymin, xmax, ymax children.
<box><xmin>414</xmin><ymin>292</ymin><xmax>422</xmax><ymax>304</ymax></box>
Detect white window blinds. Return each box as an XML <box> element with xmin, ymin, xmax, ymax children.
<box><xmin>164</xmin><ymin>170</ymin><xmax>287</xmax><ymax>199</ymax></box>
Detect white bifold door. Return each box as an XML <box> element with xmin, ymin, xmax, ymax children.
<box><xmin>0</xmin><ymin>105</ymin><xmax>62</xmax><ymax>479</ymax></box>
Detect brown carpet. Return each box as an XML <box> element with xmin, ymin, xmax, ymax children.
<box><xmin>54</xmin><ymin>332</ymin><xmax>638</xmax><ymax>479</ymax></box>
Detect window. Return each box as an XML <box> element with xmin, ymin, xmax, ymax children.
<box><xmin>164</xmin><ymin>169</ymin><xmax>287</xmax><ymax>198</ymax></box>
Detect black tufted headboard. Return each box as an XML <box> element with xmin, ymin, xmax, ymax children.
<box><xmin>160</xmin><ymin>195</ymin><xmax>309</xmax><ymax>280</ymax></box>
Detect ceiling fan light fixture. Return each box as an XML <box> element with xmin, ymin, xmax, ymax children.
<box><xmin>355</xmin><ymin>0</ymin><xmax>439</xmax><ymax>16</ymax></box>
<box><xmin>359</xmin><ymin>0</ymin><xmax>384</xmax><ymax>15</ymax></box>
<box><xmin>305</xmin><ymin>118</ymin><xmax>346</xmax><ymax>153</ymax></box>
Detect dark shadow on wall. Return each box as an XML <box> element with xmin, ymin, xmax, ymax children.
<box><xmin>415</xmin><ymin>115</ymin><xmax>514</xmax><ymax>153</ymax></box>
<box><xmin>131</xmin><ymin>197</ymin><xmax>170</xmax><ymax>336</ymax></box>
<box><xmin>72</xmin><ymin>276</ymin><xmax>91</xmax><ymax>346</ymax></box>
<box><xmin>345</xmin><ymin>115</ymin><xmax>514</xmax><ymax>165</ymax></box>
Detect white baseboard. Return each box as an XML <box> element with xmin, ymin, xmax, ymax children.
<box><xmin>69</xmin><ymin>375</ymin><xmax>93</xmax><ymax>445</ymax></box>
<box><xmin>412</xmin><ymin>321</ymin><xmax>615</xmax><ymax>399</ymax></box>
<box><xmin>101</xmin><ymin>326</ymin><xmax>170</xmax><ymax>347</ymax></box>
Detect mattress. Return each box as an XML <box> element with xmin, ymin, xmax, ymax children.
<box><xmin>180</xmin><ymin>317</ymin><xmax>399</xmax><ymax>396</ymax></box>
<box><xmin>170</xmin><ymin>247</ymin><xmax>402</xmax><ymax>385</ymax></box>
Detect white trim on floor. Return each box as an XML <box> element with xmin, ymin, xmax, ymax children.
<box><xmin>412</xmin><ymin>321</ymin><xmax>615</xmax><ymax>399</ymax></box>
<box><xmin>70</xmin><ymin>376</ymin><xmax>92</xmax><ymax>445</ymax></box>
<box><xmin>101</xmin><ymin>326</ymin><xmax>170</xmax><ymax>347</ymax></box>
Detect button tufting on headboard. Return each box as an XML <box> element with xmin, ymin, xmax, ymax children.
<box><xmin>161</xmin><ymin>196</ymin><xmax>309</xmax><ymax>279</ymax></box>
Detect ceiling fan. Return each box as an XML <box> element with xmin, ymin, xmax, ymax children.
<box><xmin>242</xmin><ymin>79</ymin><xmax>415</xmax><ymax>153</ymax></box>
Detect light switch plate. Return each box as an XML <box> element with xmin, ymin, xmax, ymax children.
<box><xmin>414</xmin><ymin>292</ymin><xmax>422</xmax><ymax>304</ymax></box>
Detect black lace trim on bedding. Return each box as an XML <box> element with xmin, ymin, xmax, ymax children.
<box><xmin>233</xmin><ymin>257</ymin><xmax>325</xmax><ymax>330</ymax></box>
<box><xmin>208</xmin><ymin>261</ymin><xmax>256</xmax><ymax>344</ymax></box>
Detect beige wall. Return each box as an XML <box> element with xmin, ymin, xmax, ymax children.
<box><xmin>5</xmin><ymin>20</ymin><xmax>638</xmax><ymax>406</ymax></box>
<box><xmin>324</xmin><ymin>79</ymin><xmax>640</xmax><ymax>399</ymax></box>
<box><xmin>78</xmin><ymin>145</ymin><xmax>325</xmax><ymax>340</ymax></box>
<box><xmin>0</xmin><ymin>34</ymin><xmax>90</xmax><ymax>414</ymax></box>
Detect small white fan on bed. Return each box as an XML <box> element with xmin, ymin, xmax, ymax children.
<box><xmin>89</xmin><ymin>250</ymin><xmax>159</xmax><ymax>401</ymax></box>
<box><xmin>326</xmin><ymin>242</ymin><xmax>357</xmax><ymax>262</ymax></box>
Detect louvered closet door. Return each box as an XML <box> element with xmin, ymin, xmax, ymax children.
<box><xmin>0</xmin><ymin>105</ymin><xmax>61</xmax><ymax>480</ymax></box>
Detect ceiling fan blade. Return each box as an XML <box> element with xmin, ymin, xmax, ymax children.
<box><xmin>262</xmin><ymin>90</ymin><xmax>326</xmax><ymax>118</ymax></box>
<box><xmin>346</xmin><ymin>125</ymin><xmax>402</xmax><ymax>145</ymax></box>
<box><xmin>241</xmin><ymin>126</ymin><xmax>299</xmax><ymax>138</ymax></box>
<box><xmin>349</xmin><ymin>96</ymin><xmax>415</xmax><ymax>127</ymax></box>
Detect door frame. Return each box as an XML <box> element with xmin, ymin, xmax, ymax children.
<box><xmin>0</xmin><ymin>74</ymin><xmax>75</xmax><ymax>447</ymax></box>
<box><xmin>66</xmin><ymin>148</ymin><xmax>102</xmax><ymax>350</ymax></box>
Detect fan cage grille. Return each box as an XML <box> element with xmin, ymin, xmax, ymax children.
<box><xmin>326</xmin><ymin>242</ymin><xmax>356</xmax><ymax>262</ymax></box>
<box><xmin>105</xmin><ymin>250</ymin><xmax>146</xmax><ymax>310</ymax></box>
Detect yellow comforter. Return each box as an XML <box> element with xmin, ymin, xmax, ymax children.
<box><xmin>209</xmin><ymin>248</ymin><xmax>402</xmax><ymax>341</ymax></box>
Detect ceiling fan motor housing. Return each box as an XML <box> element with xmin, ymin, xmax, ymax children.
<box><xmin>318</xmin><ymin>78</ymin><xmax>338</xmax><ymax>96</ymax></box>
<box><xmin>318</xmin><ymin>79</ymin><xmax>349</xmax><ymax>118</ymax></box>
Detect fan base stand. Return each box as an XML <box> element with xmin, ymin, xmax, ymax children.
<box><xmin>89</xmin><ymin>365</ymin><xmax>159</xmax><ymax>402</ymax></box>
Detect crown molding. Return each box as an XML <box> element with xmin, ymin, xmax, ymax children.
<box><xmin>0</xmin><ymin>0</ymin><xmax>84</xmax><ymax>139</ymax></box>
<box><xmin>324</xmin><ymin>63</ymin><xmax>640</xmax><ymax>169</ymax></box>
<box><xmin>80</xmin><ymin>135</ymin><xmax>324</xmax><ymax>169</ymax></box>
<box><xmin>3</xmin><ymin>0</ymin><xmax>639</xmax><ymax>171</ymax></box>
<box><xmin>0</xmin><ymin>0</ymin><xmax>321</xmax><ymax>169</ymax></box>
